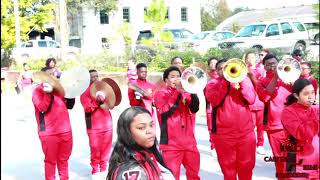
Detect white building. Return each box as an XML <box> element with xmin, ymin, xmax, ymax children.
<box><xmin>70</xmin><ymin>0</ymin><xmax>201</xmax><ymax>54</ymax></box>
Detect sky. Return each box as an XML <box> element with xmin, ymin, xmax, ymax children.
<box><xmin>203</xmin><ymin>0</ymin><xmax>319</xmax><ymax>10</ymax></box>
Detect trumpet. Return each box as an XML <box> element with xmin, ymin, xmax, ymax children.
<box><xmin>223</xmin><ymin>58</ymin><xmax>248</xmax><ymax>83</ymax></box>
<box><xmin>277</xmin><ymin>58</ymin><xmax>301</xmax><ymax>84</ymax></box>
<box><xmin>181</xmin><ymin>66</ymin><xmax>207</xmax><ymax>94</ymax></box>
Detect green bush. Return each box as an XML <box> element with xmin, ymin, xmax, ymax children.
<box><xmin>310</xmin><ymin>61</ymin><xmax>319</xmax><ymax>83</ymax></box>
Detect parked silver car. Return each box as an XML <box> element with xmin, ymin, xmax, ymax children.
<box><xmin>188</xmin><ymin>30</ymin><xmax>235</xmax><ymax>54</ymax></box>
<box><xmin>218</xmin><ymin>20</ymin><xmax>310</xmax><ymax>53</ymax></box>
<box><xmin>12</xmin><ymin>39</ymin><xmax>80</xmax><ymax>62</ymax></box>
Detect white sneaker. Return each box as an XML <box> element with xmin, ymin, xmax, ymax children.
<box><xmin>256</xmin><ymin>146</ymin><xmax>266</xmax><ymax>155</ymax></box>
<box><xmin>210</xmin><ymin>149</ymin><xmax>216</xmax><ymax>157</ymax></box>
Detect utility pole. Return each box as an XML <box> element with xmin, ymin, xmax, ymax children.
<box><xmin>59</xmin><ymin>0</ymin><xmax>67</xmax><ymax>60</ymax></box>
<box><xmin>13</xmin><ymin>0</ymin><xmax>20</xmax><ymax>46</ymax></box>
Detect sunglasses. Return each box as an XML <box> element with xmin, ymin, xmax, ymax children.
<box><xmin>294</xmin><ymin>54</ymin><xmax>302</xmax><ymax>57</ymax></box>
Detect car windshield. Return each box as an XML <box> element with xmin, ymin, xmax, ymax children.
<box><xmin>236</xmin><ymin>25</ymin><xmax>266</xmax><ymax>37</ymax></box>
<box><xmin>192</xmin><ymin>32</ymin><xmax>210</xmax><ymax>40</ymax></box>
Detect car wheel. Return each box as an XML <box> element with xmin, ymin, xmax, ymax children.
<box><xmin>293</xmin><ymin>42</ymin><xmax>306</xmax><ymax>51</ymax></box>
<box><xmin>315</xmin><ymin>34</ymin><xmax>319</xmax><ymax>45</ymax></box>
<box><xmin>252</xmin><ymin>45</ymin><xmax>262</xmax><ymax>50</ymax></box>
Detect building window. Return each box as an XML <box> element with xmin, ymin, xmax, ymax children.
<box><xmin>100</xmin><ymin>10</ymin><xmax>109</xmax><ymax>24</ymax></box>
<box><xmin>181</xmin><ymin>7</ymin><xmax>188</xmax><ymax>22</ymax></box>
<box><xmin>166</xmin><ymin>7</ymin><xmax>169</xmax><ymax>20</ymax></box>
<box><xmin>123</xmin><ymin>7</ymin><xmax>130</xmax><ymax>23</ymax></box>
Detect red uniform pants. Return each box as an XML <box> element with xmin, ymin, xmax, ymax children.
<box><xmin>251</xmin><ymin>110</ymin><xmax>265</xmax><ymax>146</ymax></box>
<box><xmin>213</xmin><ymin>131</ymin><xmax>256</xmax><ymax>180</ymax></box>
<box><xmin>162</xmin><ymin>148</ymin><xmax>200</xmax><ymax>180</ymax></box>
<box><xmin>39</xmin><ymin>132</ymin><xmax>73</xmax><ymax>180</ymax></box>
<box><xmin>266</xmin><ymin>129</ymin><xmax>287</xmax><ymax>176</ymax></box>
<box><xmin>88</xmin><ymin>130</ymin><xmax>113</xmax><ymax>174</ymax></box>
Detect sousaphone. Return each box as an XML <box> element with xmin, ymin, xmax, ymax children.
<box><xmin>32</xmin><ymin>71</ymin><xmax>65</xmax><ymax>97</ymax></box>
<box><xmin>59</xmin><ymin>66</ymin><xmax>91</xmax><ymax>98</ymax></box>
<box><xmin>90</xmin><ymin>77</ymin><xmax>122</xmax><ymax>109</ymax></box>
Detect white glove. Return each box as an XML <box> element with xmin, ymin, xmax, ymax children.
<box><xmin>134</xmin><ymin>91</ymin><xmax>143</xmax><ymax>100</ymax></box>
<box><xmin>43</xmin><ymin>83</ymin><xmax>53</xmax><ymax>93</ymax></box>
<box><xmin>96</xmin><ymin>91</ymin><xmax>106</xmax><ymax>104</ymax></box>
<box><xmin>95</xmin><ymin>91</ymin><xmax>106</xmax><ymax>99</ymax></box>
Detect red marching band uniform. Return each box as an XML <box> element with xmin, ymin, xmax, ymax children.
<box><xmin>256</xmin><ymin>71</ymin><xmax>292</xmax><ymax>176</ymax></box>
<box><xmin>204</xmin><ymin>76</ymin><xmax>257</xmax><ymax>180</ymax></box>
<box><xmin>80</xmin><ymin>84</ymin><xmax>113</xmax><ymax>174</ymax></box>
<box><xmin>154</xmin><ymin>86</ymin><xmax>200</xmax><ymax>180</ymax></box>
<box><xmin>32</xmin><ymin>84</ymin><xmax>73</xmax><ymax>180</ymax></box>
<box><xmin>281</xmin><ymin>103</ymin><xmax>319</xmax><ymax>179</ymax></box>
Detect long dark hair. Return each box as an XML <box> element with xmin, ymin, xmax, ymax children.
<box><xmin>107</xmin><ymin>106</ymin><xmax>168</xmax><ymax>179</ymax></box>
<box><xmin>285</xmin><ymin>78</ymin><xmax>312</xmax><ymax>106</ymax></box>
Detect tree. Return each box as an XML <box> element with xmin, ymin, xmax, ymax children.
<box><xmin>143</xmin><ymin>0</ymin><xmax>173</xmax><ymax>48</ymax></box>
<box><xmin>1</xmin><ymin>0</ymin><xmax>55</xmax><ymax>50</ymax></box>
<box><xmin>201</xmin><ymin>7</ymin><xmax>217</xmax><ymax>31</ymax></box>
<box><xmin>312</xmin><ymin>3</ymin><xmax>319</xmax><ymax>21</ymax></box>
<box><xmin>231</xmin><ymin>7</ymin><xmax>250</xmax><ymax>16</ymax></box>
<box><xmin>66</xmin><ymin>0</ymin><xmax>118</xmax><ymax>14</ymax></box>
<box><xmin>215</xmin><ymin>0</ymin><xmax>231</xmax><ymax>25</ymax></box>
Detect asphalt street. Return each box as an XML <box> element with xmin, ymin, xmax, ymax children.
<box><xmin>1</xmin><ymin>87</ymin><xmax>278</xmax><ymax>180</ymax></box>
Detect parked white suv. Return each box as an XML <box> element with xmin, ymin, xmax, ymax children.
<box><xmin>12</xmin><ymin>39</ymin><xmax>80</xmax><ymax>62</ymax></box>
<box><xmin>218</xmin><ymin>20</ymin><xmax>310</xmax><ymax>53</ymax></box>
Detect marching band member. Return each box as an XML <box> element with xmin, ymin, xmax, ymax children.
<box><xmin>256</xmin><ymin>54</ymin><xmax>292</xmax><ymax>177</ymax></box>
<box><xmin>204</xmin><ymin>57</ymin><xmax>219</xmax><ymax>151</ymax></box>
<box><xmin>40</xmin><ymin>58</ymin><xmax>61</xmax><ymax>78</ymax></box>
<box><xmin>107</xmin><ymin>106</ymin><xmax>175</xmax><ymax>180</ymax></box>
<box><xmin>281</xmin><ymin>78</ymin><xmax>319</xmax><ymax>179</ymax></box>
<box><xmin>127</xmin><ymin>58</ymin><xmax>138</xmax><ymax>84</ymax></box>
<box><xmin>171</xmin><ymin>56</ymin><xmax>185</xmax><ymax>73</ymax></box>
<box><xmin>245</xmin><ymin>51</ymin><xmax>267</xmax><ymax>155</ymax></box>
<box><xmin>154</xmin><ymin>66</ymin><xmax>200</xmax><ymax>180</ymax></box>
<box><xmin>128</xmin><ymin>63</ymin><xmax>156</xmax><ymax>118</ymax></box>
<box><xmin>299</xmin><ymin>62</ymin><xmax>318</xmax><ymax>95</ymax></box>
<box><xmin>18</xmin><ymin>62</ymin><xmax>33</xmax><ymax>91</ymax></box>
<box><xmin>204</xmin><ymin>59</ymin><xmax>256</xmax><ymax>180</ymax></box>
<box><xmin>32</xmin><ymin>69</ymin><xmax>75</xmax><ymax>180</ymax></box>
<box><xmin>80</xmin><ymin>69</ymin><xmax>113</xmax><ymax>177</ymax></box>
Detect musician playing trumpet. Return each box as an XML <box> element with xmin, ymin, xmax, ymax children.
<box><xmin>256</xmin><ymin>54</ymin><xmax>293</xmax><ymax>177</ymax></box>
<box><xmin>154</xmin><ymin>66</ymin><xmax>200</xmax><ymax>180</ymax></box>
<box><xmin>204</xmin><ymin>59</ymin><xmax>256</xmax><ymax>180</ymax></box>
<box><xmin>80</xmin><ymin>69</ymin><xmax>113</xmax><ymax>178</ymax></box>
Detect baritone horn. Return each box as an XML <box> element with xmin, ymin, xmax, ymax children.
<box><xmin>277</xmin><ymin>58</ymin><xmax>301</xmax><ymax>84</ymax></box>
<box><xmin>181</xmin><ymin>66</ymin><xmax>207</xmax><ymax>94</ymax></box>
<box><xmin>223</xmin><ymin>58</ymin><xmax>248</xmax><ymax>83</ymax></box>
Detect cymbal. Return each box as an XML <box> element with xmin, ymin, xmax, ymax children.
<box><xmin>101</xmin><ymin>78</ymin><xmax>122</xmax><ymax>106</ymax></box>
<box><xmin>59</xmin><ymin>66</ymin><xmax>90</xmax><ymax>98</ymax></box>
<box><xmin>32</xmin><ymin>71</ymin><xmax>65</xmax><ymax>97</ymax></box>
<box><xmin>90</xmin><ymin>80</ymin><xmax>116</xmax><ymax>109</ymax></box>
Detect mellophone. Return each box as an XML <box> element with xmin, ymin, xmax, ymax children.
<box><xmin>32</xmin><ymin>66</ymin><xmax>122</xmax><ymax>109</ymax></box>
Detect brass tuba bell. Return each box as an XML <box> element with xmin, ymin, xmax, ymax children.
<box><xmin>277</xmin><ymin>58</ymin><xmax>301</xmax><ymax>84</ymax></box>
<box><xmin>223</xmin><ymin>58</ymin><xmax>248</xmax><ymax>83</ymax></box>
<box><xmin>181</xmin><ymin>66</ymin><xmax>207</xmax><ymax>94</ymax></box>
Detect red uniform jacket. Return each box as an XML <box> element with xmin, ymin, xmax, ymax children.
<box><xmin>281</xmin><ymin>103</ymin><xmax>319</xmax><ymax>179</ymax></box>
<box><xmin>300</xmin><ymin>74</ymin><xmax>318</xmax><ymax>93</ymax></box>
<box><xmin>127</xmin><ymin>67</ymin><xmax>138</xmax><ymax>84</ymax></box>
<box><xmin>128</xmin><ymin>79</ymin><xmax>156</xmax><ymax>115</ymax></box>
<box><xmin>80</xmin><ymin>85</ymin><xmax>113</xmax><ymax>133</ymax></box>
<box><xmin>32</xmin><ymin>84</ymin><xmax>72</xmax><ymax>136</ymax></box>
<box><xmin>256</xmin><ymin>72</ymin><xmax>291</xmax><ymax>130</ymax></box>
<box><xmin>204</xmin><ymin>76</ymin><xmax>255</xmax><ymax>137</ymax></box>
<box><xmin>248</xmin><ymin>66</ymin><xmax>265</xmax><ymax>111</ymax></box>
<box><xmin>154</xmin><ymin>87</ymin><xmax>199</xmax><ymax>150</ymax></box>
